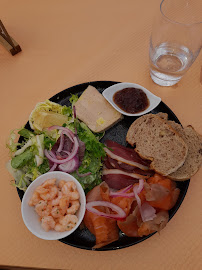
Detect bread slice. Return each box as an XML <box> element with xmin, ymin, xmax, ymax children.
<box><xmin>126</xmin><ymin>114</ymin><xmax>188</xmax><ymax>176</ymax></box>
<box><xmin>167</xmin><ymin>123</ymin><xmax>202</xmax><ymax>180</ymax></box>
<box><xmin>156</xmin><ymin>112</ymin><xmax>168</xmax><ymax>121</ymax></box>
<box><xmin>75</xmin><ymin>85</ymin><xmax>123</xmax><ymax>133</ymax></box>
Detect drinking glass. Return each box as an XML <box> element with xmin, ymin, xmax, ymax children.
<box><xmin>149</xmin><ymin>0</ymin><xmax>202</xmax><ymax>86</ymax></box>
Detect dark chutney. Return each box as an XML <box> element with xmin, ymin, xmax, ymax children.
<box><xmin>113</xmin><ymin>87</ymin><xmax>149</xmax><ymax>114</ymax></box>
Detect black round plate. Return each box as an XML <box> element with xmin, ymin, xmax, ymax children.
<box><xmin>17</xmin><ymin>81</ymin><xmax>189</xmax><ymax>251</ymax></box>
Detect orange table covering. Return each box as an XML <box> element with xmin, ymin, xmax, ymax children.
<box><xmin>1</xmin><ymin>0</ymin><xmax>202</xmax><ymax>269</ymax></box>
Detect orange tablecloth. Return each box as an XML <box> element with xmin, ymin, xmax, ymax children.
<box><xmin>1</xmin><ymin>0</ymin><xmax>202</xmax><ymax>269</ymax></box>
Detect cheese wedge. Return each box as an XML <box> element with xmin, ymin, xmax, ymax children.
<box><xmin>75</xmin><ymin>86</ymin><xmax>123</xmax><ymax>132</ymax></box>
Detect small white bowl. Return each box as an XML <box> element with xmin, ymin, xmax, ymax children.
<box><xmin>102</xmin><ymin>82</ymin><xmax>161</xmax><ymax>116</ymax></box>
<box><xmin>21</xmin><ymin>171</ymin><xmax>86</xmax><ymax>240</ymax></box>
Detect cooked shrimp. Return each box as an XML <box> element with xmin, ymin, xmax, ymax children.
<box><xmin>35</xmin><ymin>200</ymin><xmax>51</xmax><ymax>217</ymax></box>
<box><xmin>70</xmin><ymin>191</ymin><xmax>79</xmax><ymax>201</ymax></box>
<box><xmin>58</xmin><ymin>180</ymin><xmax>66</xmax><ymax>189</ymax></box>
<box><xmin>67</xmin><ymin>200</ymin><xmax>80</xmax><ymax>215</ymax></box>
<box><xmin>62</xmin><ymin>181</ymin><xmax>76</xmax><ymax>194</ymax></box>
<box><xmin>55</xmin><ymin>214</ymin><xmax>78</xmax><ymax>232</ymax></box>
<box><xmin>29</xmin><ymin>191</ymin><xmax>41</xmax><ymax>206</ymax></box>
<box><xmin>35</xmin><ymin>186</ymin><xmax>48</xmax><ymax>194</ymax></box>
<box><xmin>41</xmin><ymin>216</ymin><xmax>56</xmax><ymax>232</ymax></box>
<box><xmin>54</xmin><ymin>223</ymin><xmax>66</xmax><ymax>232</ymax></box>
<box><xmin>42</xmin><ymin>178</ymin><xmax>56</xmax><ymax>188</ymax></box>
<box><xmin>59</xmin><ymin>196</ymin><xmax>69</xmax><ymax>209</ymax></box>
<box><xmin>40</xmin><ymin>185</ymin><xmax>58</xmax><ymax>201</ymax></box>
<box><xmin>62</xmin><ymin>181</ymin><xmax>79</xmax><ymax>200</ymax></box>
<box><xmin>51</xmin><ymin>191</ymin><xmax>62</xmax><ymax>206</ymax></box>
<box><xmin>51</xmin><ymin>206</ymin><xmax>63</xmax><ymax>218</ymax></box>
<box><xmin>29</xmin><ymin>178</ymin><xmax>81</xmax><ymax>232</ymax></box>
<box><xmin>63</xmin><ymin>214</ymin><xmax>78</xmax><ymax>230</ymax></box>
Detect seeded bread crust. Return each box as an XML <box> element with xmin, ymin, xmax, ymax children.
<box><xmin>126</xmin><ymin>114</ymin><xmax>188</xmax><ymax>176</ymax></box>
<box><xmin>167</xmin><ymin>123</ymin><xmax>202</xmax><ymax>180</ymax></box>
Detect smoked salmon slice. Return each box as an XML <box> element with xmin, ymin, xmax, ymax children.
<box><xmin>146</xmin><ymin>174</ymin><xmax>180</xmax><ymax>211</ymax></box>
<box><xmin>83</xmin><ymin>184</ymin><xmax>119</xmax><ymax>249</ymax></box>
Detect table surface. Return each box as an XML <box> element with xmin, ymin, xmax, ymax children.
<box><xmin>1</xmin><ymin>0</ymin><xmax>202</xmax><ymax>269</ymax></box>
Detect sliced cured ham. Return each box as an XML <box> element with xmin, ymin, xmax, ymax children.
<box><xmin>102</xmin><ymin>169</ymin><xmax>140</xmax><ymax>189</ymax></box>
<box><xmin>102</xmin><ymin>140</ymin><xmax>154</xmax><ymax>190</ymax></box>
<box><xmin>104</xmin><ymin>140</ymin><xmax>150</xmax><ymax>169</ymax></box>
<box><xmin>104</xmin><ymin>147</ymin><xmax>149</xmax><ymax>171</ymax></box>
<box><xmin>104</xmin><ymin>156</ymin><xmax>154</xmax><ymax>176</ymax></box>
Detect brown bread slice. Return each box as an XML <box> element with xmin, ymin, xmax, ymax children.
<box><xmin>156</xmin><ymin>112</ymin><xmax>168</xmax><ymax>121</ymax></box>
<box><xmin>167</xmin><ymin>123</ymin><xmax>202</xmax><ymax>180</ymax></box>
<box><xmin>126</xmin><ymin>114</ymin><xmax>188</xmax><ymax>176</ymax></box>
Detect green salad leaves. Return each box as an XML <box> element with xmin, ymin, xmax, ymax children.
<box><xmin>7</xmin><ymin>96</ymin><xmax>106</xmax><ymax>192</ymax></box>
<box><xmin>7</xmin><ymin>129</ymin><xmax>55</xmax><ymax>191</ymax></box>
<box><xmin>71</xmin><ymin>120</ymin><xmax>105</xmax><ymax>192</ymax></box>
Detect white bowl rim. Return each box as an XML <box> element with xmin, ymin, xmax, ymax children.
<box><xmin>102</xmin><ymin>82</ymin><xmax>161</xmax><ymax>116</ymax></box>
<box><xmin>21</xmin><ymin>171</ymin><xmax>86</xmax><ymax>240</ymax></box>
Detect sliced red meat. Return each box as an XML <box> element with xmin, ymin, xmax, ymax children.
<box><xmin>104</xmin><ymin>156</ymin><xmax>154</xmax><ymax>176</ymax></box>
<box><xmin>105</xmin><ymin>140</ymin><xmax>150</xmax><ymax>167</ymax></box>
<box><xmin>102</xmin><ymin>172</ymin><xmax>139</xmax><ymax>190</ymax></box>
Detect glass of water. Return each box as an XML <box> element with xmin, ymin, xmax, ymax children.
<box><xmin>149</xmin><ymin>0</ymin><xmax>202</xmax><ymax>86</ymax></box>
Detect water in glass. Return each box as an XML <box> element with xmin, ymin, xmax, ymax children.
<box><xmin>150</xmin><ymin>42</ymin><xmax>194</xmax><ymax>86</ymax></box>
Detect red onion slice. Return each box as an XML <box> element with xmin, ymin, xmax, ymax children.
<box><xmin>47</xmin><ymin>126</ymin><xmax>75</xmax><ymax>141</ymax></box>
<box><xmin>73</xmin><ymin>105</ymin><xmax>76</xmax><ymax>118</ymax></box>
<box><xmin>116</xmin><ymin>184</ymin><xmax>133</xmax><ymax>193</ymax></box>
<box><xmin>62</xmin><ymin>130</ymin><xmax>74</xmax><ymax>143</ymax></box>
<box><xmin>133</xmin><ymin>179</ymin><xmax>156</xmax><ymax>222</ymax></box>
<box><xmin>45</xmin><ymin>149</ymin><xmax>59</xmax><ymax>163</ymax></box>
<box><xmin>44</xmin><ymin>136</ymin><xmax>79</xmax><ymax>164</ymax></box>
<box><xmin>61</xmin><ymin>150</ymin><xmax>71</xmax><ymax>155</ymax></box>
<box><xmin>55</xmin><ymin>151</ymin><xmax>68</xmax><ymax>159</ymax></box>
<box><xmin>86</xmin><ymin>201</ymin><xmax>126</xmax><ymax>220</ymax></box>
<box><xmin>104</xmin><ymin>148</ymin><xmax>149</xmax><ymax>170</ymax></box>
<box><xmin>49</xmin><ymin>163</ymin><xmax>57</xmax><ymax>172</ymax></box>
<box><xmin>49</xmin><ymin>150</ymin><xmax>57</xmax><ymax>158</ymax></box>
<box><xmin>76</xmin><ymin>170</ymin><xmax>92</xmax><ymax>177</ymax></box>
<box><xmin>57</xmin><ymin>131</ymin><xmax>64</xmax><ymax>153</ymax></box>
<box><xmin>58</xmin><ymin>156</ymin><xmax>79</xmax><ymax>173</ymax></box>
<box><xmin>133</xmin><ymin>179</ymin><xmax>144</xmax><ymax>209</ymax></box>
<box><xmin>110</xmin><ymin>184</ymin><xmax>134</xmax><ymax>198</ymax></box>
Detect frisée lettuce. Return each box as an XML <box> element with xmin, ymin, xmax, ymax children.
<box><xmin>7</xmin><ymin>129</ymin><xmax>55</xmax><ymax>191</ymax></box>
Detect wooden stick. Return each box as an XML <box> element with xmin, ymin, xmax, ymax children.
<box><xmin>0</xmin><ymin>20</ymin><xmax>21</xmax><ymax>55</ymax></box>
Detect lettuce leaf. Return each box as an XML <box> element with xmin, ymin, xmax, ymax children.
<box><xmin>18</xmin><ymin>128</ymin><xmax>34</xmax><ymax>139</ymax></box>
<box><xmin>11</xmin><ymin>149</ymin><xmax>34</xmax><ymax>169</ymax></box>
<box><xmin>6</xmin><ymin>129</ymin><xmax>21</xmax><ymax>155</ymax></box>
<box><xmin>70</xmin><ymin>120</ymin><xmax>106</xmax><ymax>191</ymax></box>
<box><xmin>69</xmin><ymin>94</ymin><xmax>79</xmax><ymax>106</ymax></box>
<box><xmin>7</xmin><ymin>128</ymin><xmax>53</xmax><ymax>190</ymax></box>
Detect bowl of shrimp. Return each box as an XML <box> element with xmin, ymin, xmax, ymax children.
<box><xmin>21</xmin><ymin>171</ymin><xmax>86</xmax><ymax>240</ymax></box>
